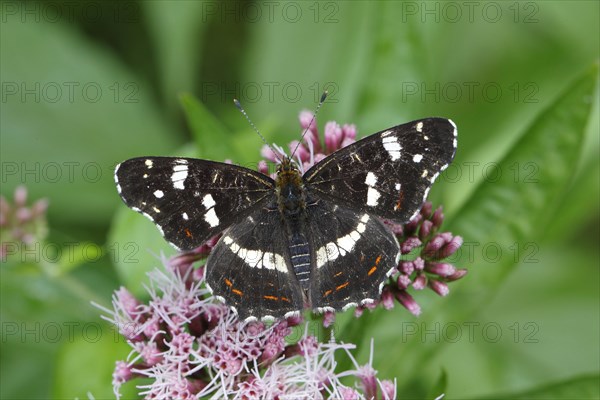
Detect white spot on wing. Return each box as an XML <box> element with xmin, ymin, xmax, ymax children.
<box><xmin>145</xmin><ymin>159</ymin><xmax>153</xmax><ymax>168</ymax></box>
<box><xmin>382</xmin><ymin>134</ymin><xmax>402</xmax><ymax>161</ymax></box>
<box><xmin>182</xmin><ymin>212</ymin><xmax>189</xmax><ymax>220</ymax></box>
<box><xmin>204</xmin><ymin>208</ymin><xmax>219</xmax><ymax>227</ymax></box>
<box><xmin>449</xmin><ymin>119</ymin><xmax>458</xmax><ymax>137</ymax></box>
<box><xmin>284</xmin><ymin>310</ymin><xmax>301</xmax><ymax>319</ymax></box>
<box><xmin>222</xmin><ymin>235</ymin><xmax>288</xmax><ymax>273</ymax></box>
<box><xmin>262</xmin><ymin>252</ymin><xmax>287</xmax><ymax>272</ymax></box>
<box><xmin>316</xmin><ymin>214</ymin><xmax>370</xmax><ymax>268</ymax></box>
<box><xmin>153</xmin><ymin>190</ymin><xmax>164</xmax><ymax>198</ymax></box>
<box><xmin>203</xmin><ymin>194</ymin><xmax>216</xmax><ymax>209</ymax></box>
<box><xmin>366</xmin><ymin>187</ymin><xmax>381</xmax><ymax>206</ymax></box>
<box><xmin>364</xmin><ymin>172</ymin><xmax>380</xmax><ymax>207</ymax></box>
<box><xmin>416</xmin><ymin>121</ymin><xmax>423</xmax><ymax>132</ymax></box>
<box><xmin>423</xmin><ymin>186</ymin><xmax>431</xmax><ymax>200</ymax></box>
<box><xmin>361</xmin><ymin>298</ymin><xmax>375</xmax><ymax>306</ymax></box>
<box><xmin>413</xmin><ymin>154</ymin><xmax>423</xmax><ymax>163</ymax></box>
<box><xmin>315</xmin><ymin>306</ymin><xmax>336</xmax><ymax>314</ymax></box>
<box><xmin>337</xmin><ymin>233</ymin><xmax>358</xmax><ymax>252</ymax></box>
<box><xmin>364</xmin><ymin>172</ymin><xmax>377</xmax><ymax>186</ymax></box>
<box><xmin>171</xmin><ymin>162</ymin><xmax>188</xmax><ymax>190</ymax></box>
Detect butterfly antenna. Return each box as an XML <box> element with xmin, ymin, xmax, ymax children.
<box><xmin>291</xmin><ymin>90</ymin><xmax>328</xmax><ymax>159</ymax></box>
<box><xmin>234</xmin><ymin>98</ymin><xmax>282</xmax><ymax>163</ymax></box>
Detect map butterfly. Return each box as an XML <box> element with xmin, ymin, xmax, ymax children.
<box><xmin>115</xmin><ymin>113</ymin><xmax>457</xmax><ymax>321</ymax></box>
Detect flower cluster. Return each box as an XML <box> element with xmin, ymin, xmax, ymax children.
<box><xmin>99</xmin><ymin>255</ymin><xmax>395</xmax><ymax>399</ymax></box>
<box><xmin>0</xmin><ymin>185</ymin><xmax>48</xmax><ymax>261</ymax></box>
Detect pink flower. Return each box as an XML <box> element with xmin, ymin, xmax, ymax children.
<box><xmin>98</xmin><ymin>256</ymin><xmax>396</xmax><ymax>399</ymax></box>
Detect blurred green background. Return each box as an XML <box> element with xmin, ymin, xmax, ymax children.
<box><xmin>1</xmin><ymin>1</ymin><xmax>598</xmax><ymax>399</ymax></box>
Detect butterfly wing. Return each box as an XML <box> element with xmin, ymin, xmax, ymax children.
<box><xmin>205</xmin><ymin>206</ymin><xmax>304</xmax><ymax>321</ymax></box>
<box><xmin>305</xmin><ymin>199</ymin><xmax>400</xmax><ymax>312</ymax></box>
<box><xmin>304</xmin><ymin>118</ymin><xmax>457</xmax><ymax>223</ymax></box>
<box><xmin>115</xmin><ymin>157</ymin><xmax>275</xmax><ymax>250</ymax></box>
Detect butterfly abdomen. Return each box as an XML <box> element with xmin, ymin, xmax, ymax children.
<box><xmin>288</xmin><ymin>233</ymin><xmax>311</xmax><ymax>294</ymax></box>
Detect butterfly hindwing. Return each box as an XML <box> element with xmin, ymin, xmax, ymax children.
<box><xmin>306</xmin><ymin>199</ymin><xmax>400</xmax><ymax>312</ymax></box>
<box><xmin>205</xmin><ymin>206</ymin><xmax>304</xmax><ymax>321</ymax></box>
<box><xmin>304</xmin><ymin>118</ymin><xmax>457</xmax><ymax>223</ymax></box>
<box><xmin>115</xmin><ymin>157</ymin><xmax>275</xmax><ymax>250</ymax></box>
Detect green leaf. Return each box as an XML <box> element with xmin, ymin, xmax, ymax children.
<box><xmin>362</xmin><ymin>65</ymin><xmax>598</xmax><ymax>396</ymax></box>
<box><xmin>53</xmin><ymin>323</ymin><xmax>134</xmax><ymax>399</ymax></box>
<box><xmin>0</xmin><ymin>20</ymin><xmax>178</xmax><ymax>230</ymax></box>
<box><xmin>240</xmin><ymin>3</ymin><xmax>379</xmax><ymax>129</ymax></box>
<box><xmin>477</xmin><ymin>374</ymin><xmax>600</xmax><ymax>399</ymax></box>
<box><xmin>143</xmin><ymin>2</ymin><xmax>209</xmax><ymax>116</ymax></box>
<box><xmin>428</xmin><ymin>369</ymin><xmax>448</xmax><ymax>400</ymax></box>
<box><xmin>108</xmin><ymin>204</ymin><xmax>176</xmax><ymax>296</ymax></box>
<box><xmin>180</xmin><ymin>93</ymin><xmax>244</xmax><ymax>160</ymax></box>
<box><xmin>449</xmin><ymin>64</ymin><xmax>598</xmax><ymax>283</ymax></box>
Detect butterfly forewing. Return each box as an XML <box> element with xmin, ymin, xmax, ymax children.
<box><xmin>305</xmin><ymin>200</ymin><xmax>400</xmax><ymax>312</ymax></box>
<box><xmin>205</xmin><ymin>206</ymin><xmax>304</xmax><ymax>321</ymax></box>
<box><xmin>304</xmin><ymin>118</ymin><xmax>457</xmax><ymax>223</ymax></box>
<box><xmin>115</xmin><ymin>157</ymin><xmax>275</xmax><ymax>250</ymax></box>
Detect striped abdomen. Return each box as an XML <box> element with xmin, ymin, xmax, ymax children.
<box><xmin>289</xmin><ymin>233</ymin><xmax>311</xmax><ymax>292</ymax></box>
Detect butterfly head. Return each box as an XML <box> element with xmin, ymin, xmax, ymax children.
<box><xmin>277</xmin><ymin>155</ymin><xmax>298</xmax><ymax>173</ymax></box>
<box><xmin>276</xmin><ymin>156</ymin><xmax>303</xmax><ymax>186</ymax></box>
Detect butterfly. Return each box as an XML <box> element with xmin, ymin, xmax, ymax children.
<box><xmin>114</xmin><ymin>117</ymin><xmax>457</xmax><ymax>321</ymax></box>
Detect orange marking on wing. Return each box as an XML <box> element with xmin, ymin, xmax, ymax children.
<box><xmin>394</xmin><ymin>190</ymin><xmax>405</xmax><ymax>211</ymax></box>
<box><xmin>224</xmin><ymin>278</ymin><xmax>233</xmax><ymax>287</ymax></box>
<box><xmin>184</xmin><ymin>228</ymin><xmax>193</xmax><ymax>238</ymax></box>
<box><xmin>368</xmin><ymin>255</ymin><xmax>383</xmax><ymax>276</ymax></box>
<box><xmin>232</xmin><ymin>288</ymin><xmax>243</xmax><ymax>296</ymax></box>
<box><xmin>324</xmin><ymin>289</ymin><xmax>333</xmax><ymax>297</ymax></box>
<box><xmin>335</xmin><ymin>282</ymin><xmax>349</xmax><ymax>291</ymax></box>
<box><xmin>334</xmin><ymin>271</ymin><xmax>343</xmax><ymax>277</ymax></box>
<box><xmin>263</xmin><ymin>295</ymin><xmax>279</xmax><ymax>301</ymax></box>
<box><xmin>281</xmin><ymin>297</ymin><xmax>291</xmax><ymax>303</ymax></box>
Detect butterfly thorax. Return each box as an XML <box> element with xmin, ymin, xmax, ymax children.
<box><xmin>275</xmin><ymin>157</ymin><xmax>312</xmax><ymax>298</ymax></box>
<box><xmin>275</xmin><ymin>157</ymin><xmax>307</xmax><ymax>217</ymax></box>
